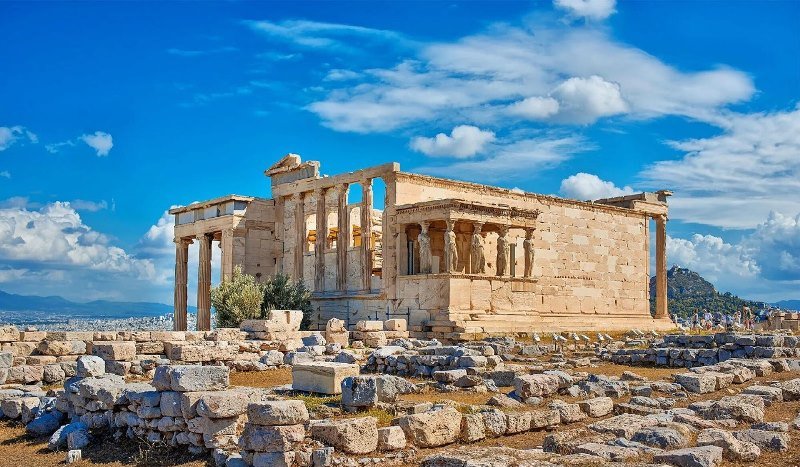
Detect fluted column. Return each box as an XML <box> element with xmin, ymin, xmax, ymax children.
<box><xmin>314</xmin><ymin>188</ymin><xmax>326</xmax><ymax>292</ymax></box>
<box><xmin>173</xmin><ymin>238</ymin><xmax>191</xmax><ymax>331</ymax></box>
<box><xmin>336</xmin><ymin>184</ymin><xmax>350</xmax><ymax>291</ymax></box>
<box><xmin>655</xmin><ymin>214</ymin><xmax>668</xmax><ymax>319</ymax></box>
<box><xmin>196</xmin><ymin>233</ymin><xmax>212</xmax><ymax>331</ymax></box>
<box><xmin>293</xmin><ymin>193</ymin><xmax>305</xmax><ymax>281</ymax></box>
<box><xmin>361</xmin><ymin>179</ymin><xmax>373</xmax><ymax>291</ymax></box>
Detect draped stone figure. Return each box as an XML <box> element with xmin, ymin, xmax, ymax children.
<box><xmin>523</xmin><ymin>227</ymin><xmax>535</xmax><ymax>277</ymax></box>
<box><xmin>496</xmin><ymin>225</ymin><xmax>510</xmax><ymax>276</ymax></box>
<box><xmin>418</xmin><ymin>221</ymin><xmax>432</xmax><ymax>274</ymax></box>
<box><xmin>470</xmin><ymin>222</ymin><xmax>485</xmax><ymax>274</ymax></box>
<box><xmin>444</xmin><ymin>220</ymin><xmax>458</xmax><ymax>273</ymax></box>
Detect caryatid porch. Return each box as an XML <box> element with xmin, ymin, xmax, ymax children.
<box><xmin>394</xmin><ymin>199</ymin><xmax>541</xmax><ymax>279</ymax></box>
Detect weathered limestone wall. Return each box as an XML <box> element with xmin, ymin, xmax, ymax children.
<box><xmin>391</xmin><ymin>173</ymin><xmax>664</xmax><ymax>337</ymax></box>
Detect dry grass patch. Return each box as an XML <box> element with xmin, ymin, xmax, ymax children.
<box><xmin>229</xmin><ymin>367</ymin><xmax>292</xmax><ymax>388</ymax></box>
<box><xmin>398</xmin><ymin>390</ymin><xmax>496</xmax><ymax>406</ymax></box>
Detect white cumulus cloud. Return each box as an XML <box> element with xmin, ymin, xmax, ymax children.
<box><xmin>666</xmin><ymin>210</ymin><xmax>800</xmax><ymax>301</ymax></box>
<box><xmin>550</xmin><ymin>75</ymin><xmax>628</xmax><ymax>124</ymax></box>
<box><xmin>508</xmin><ymin>96</ymin><xmax>560</xmax><ymax>119</ymax></box>
<box><xmin>559</xmin><ymin>172</ymin><xmax>635</xmax><ymax>200</ymax></box>
<box><xmin>0</xmin><ymin>202</ymin><xmax>158</xmax><ymax>279</ymax></box>
<box><xmin>554</xmin><ymin>0</ymin><xmax>617</xmax><ymax>20</ymax></box>
<box><xmin>80</xmin><ymin>131</ymin><xmax>113</xmax><ymax>156</ymax></box>
<box><xmin>410</xmin><ymin>125</ymin><xmax>496</xmax><ymax>158</ymax></box>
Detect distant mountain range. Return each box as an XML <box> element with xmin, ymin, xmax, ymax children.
<box><xmin>0</xmin><ymin>289</ymin><xmax>193</xmax><ymax>321</ymax></box>
<box><xmin>649</xmin><ymin>266</ymin><xmax>799</xmax><ymax>316</ymax></box>
<box><xmin>776</xmin><ymin>300</ymin><xmax>800</xmax><ymax>311</ymax></box>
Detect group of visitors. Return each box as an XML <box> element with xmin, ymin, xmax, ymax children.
<box><xmin>688</xmin><ymin>305</ymin><xmax>755</xmax><ymax>333</ymax></box>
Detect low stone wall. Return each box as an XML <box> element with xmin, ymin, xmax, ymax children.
<box><xmin>362</xmin><ymin>340</ymin><xmax>549</xmax><ymax>377</ymax></box>
<box><xmin>609</xmin><ymin>333</ymin><xmax>800</xmax><ymax>367</ymax></box>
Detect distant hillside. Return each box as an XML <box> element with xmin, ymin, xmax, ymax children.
<box><xmin>0</xmin><ymin>290</ymin><xmax>190</xmax><ymax>320</ymax></box>
<box><xmin>649</xmin><ymin>266</ymin><xmax>762</xmax><ymax>318</ymax></box>
<box><xmin>776</xmin><ymin>300</ymin><xmax>800</xmax><ymax>312</ymax></box>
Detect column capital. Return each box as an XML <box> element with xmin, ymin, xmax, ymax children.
<box><xmin>420</xmin><ymin>220</ymin><xmax>430</xmax><ymax>232</ymax></box>
<box><xmin>174</xmin><ymin>237</ymin><xmax>193</xmax><ymax>246</ymax></box>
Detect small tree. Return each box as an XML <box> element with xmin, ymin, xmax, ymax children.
<box><xmin>261</xmin><ymin>273</ymin><xmax>313</xmax><ymax>330</ymax></box>
<box><xmin>211</xmin><ymin>266</ymin><xmax>265</xmax><ymax>328</ymax></box>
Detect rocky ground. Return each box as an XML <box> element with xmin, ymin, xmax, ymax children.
<box><xmin>3</xmin><ymin>361</ymin><xmax>798</xmax><ymax>466</ymax></box>
<box><xmin>2</xmin><ymin>322</ymin><xmax>800</xmax><ymax>466</ymax></box>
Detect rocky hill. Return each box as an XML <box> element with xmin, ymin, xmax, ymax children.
<box><xmin>649</xmin><ymin>266</ymin><xmax>762</xmax><ymax>318</ymax></box>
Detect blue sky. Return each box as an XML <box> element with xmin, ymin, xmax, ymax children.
<box><xmin>1</xmin><ymin>0</ymin><xmax>798</xmax><ymax>305</ymax></box>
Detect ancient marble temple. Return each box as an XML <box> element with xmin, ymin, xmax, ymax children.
<box><xmin>171</xmin><ymin>154</ymin><xmax>673</xmax><ymax>339</ymax></box>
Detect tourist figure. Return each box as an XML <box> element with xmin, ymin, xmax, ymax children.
<box><xmin>744</xmin><ymin>306</ymin><xmax>754</xmax><ymax>330</ymax></box>
<box><xmin>470</xmin><ymin>223</ymin><xmax>485</xmax><ymax>274</ymax></box>
<box><xmin>703</xmin><ymin>309</ymin><xmax>713</xmax><ymax>330</ymax></box>
<box><xmin>692</xmin><ymin>311</ymin><xmax>700</xmax><ymax>333</ymax></box>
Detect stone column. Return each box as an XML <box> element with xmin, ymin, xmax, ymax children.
<box><xmin>173</xmin><ymin>238</ymin><xmax>191</xmax><ymax>331</ymax></box>
<box><xmin>418</xmin><ymin>221</ymin><xmax>432</xmax><ymax>274</ymax></box>
<box><xmin>336</xmin><ymin>184</ymin><xmax>350</xmax><ymax>291</ymax></box>
<box><xmin>444</xmin><ymin>220</ymin><xmax>458</xmax><ymax>273</ymax></box>
<box><xmin>470</xmin><ymin>222</ymin><xmax>485</xmax><ymax>274</ymax></box>
<box><xmin>314</xmin><ymin>188</ymin><xmax>326</xmax><ymax>292</ymax></box>
<box><xmin>293</xmin><ymin>193</ymin><xmax>305</xmax><ymax>281</ymax></box>
<box><xmin>361</xmin><ymin>179</ymin><xmax>374</xmax><ymax>291</ymax></box>
<box><xmin>196</xmin><ymin>233</ymin><xmax>212</xmax><ymax>331</ymax></box>
<box><xmin>496</xmin><ymin>225</ymin><xmax>510</xmax><ymax>276</ymax></box>
<box><xmin>655</xmin><ymin>214</ymin><xmax>668</xmax><ymax>319</ymax></box>
<box><xmin>220</xmin><ymin>229</ymin><xmax>234</xmax><ymax>281</ymax></box>
<box><xmin>396</xmin><ymin>227</ymin><xmax>408</xmax><ymax>276</ymax></box>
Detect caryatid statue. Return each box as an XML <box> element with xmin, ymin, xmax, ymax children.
<box><xmin>523</xmin><ymin>227</ymin><xmax>535</xmax><ymax>277</ymax></box>
<box><xmin>496</xmin><ymin>225</ymin><xmax>510</xmax><ymax>276</ymax></box>
<box><xmin>470</xmin><ymin>222</ymin><xmax>485</xmax><ymax>274</ymax></box>
<box><xmin>444</xmin><ymin>220</ymin><xmax>458</xmax><ymax>273</ymax></box>
<box><xmin>418</xmin><ymin>221</ymin><xmax>432</xmax><ymax>274</ymax></box>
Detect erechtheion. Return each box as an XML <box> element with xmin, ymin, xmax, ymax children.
<box><xmin>170</xmin><ymin>154</ymin><xmax>673</xmax><ymax>338</ymax></box>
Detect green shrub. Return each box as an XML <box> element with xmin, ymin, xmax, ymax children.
<box><xmin>211</xmin><ymin>266</ymin><xmax>265</xmax><ymax>328</ymax></box>
<box><xmin>261</xmin><ymin>273</ymin><xmax>313</xmax><ymax>330</ymax></box>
